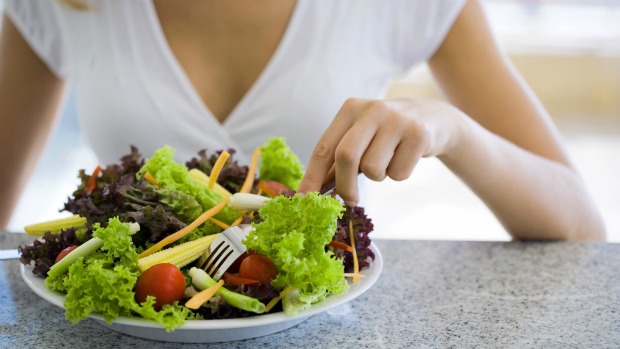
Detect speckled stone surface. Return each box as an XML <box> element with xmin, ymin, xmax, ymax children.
<box><xmin>1</xmin><ymin>232</ymin><xmax>619</xmax><ymax>348</ymax></box>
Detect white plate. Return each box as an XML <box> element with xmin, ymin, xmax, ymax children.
<box><xmin>20</xmin><ymin>243</ymin><xmax>382</xmax><ymax>343</ymax></box>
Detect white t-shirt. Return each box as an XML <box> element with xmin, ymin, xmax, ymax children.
<box><xmin>5</xmin><ymin>0</ymin><xmax>465</xmax><ymax>166</ymax></box>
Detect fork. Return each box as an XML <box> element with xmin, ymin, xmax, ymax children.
<box><xmin>198</xmin><ymin>175</ymin><xmax>347</xmax><ymax>280</ymax></box>
<box><xmin>319</xmin><ymin>170</ymin><xmax>362</xmax><ymax>196</ymax></box>
<box><xmin>198</xmin><ymin>224</ymin><xmax>253</xmax><ymax>281</ymax></box>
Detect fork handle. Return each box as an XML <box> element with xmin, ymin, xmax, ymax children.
<box><xmin>319</xmin><ymin>170</ymin><xmax>362</xmax><ymax>195</ymax></box>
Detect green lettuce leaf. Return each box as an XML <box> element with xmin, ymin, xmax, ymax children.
<box><xmin>156</xmin><ymin>187</ymin><xmax>214</xmax><ymax>242</ymax></box>
<box><xmin>259</xmin><ymin>137</ymin><xmax>304</xmax><ymax>190</ymax></box>
<box><xmin>137</xmin><ymin>146</ymin><xmax>239</xmax><ymax>234</ymax></box>
<box><xmin>62</xmin><ymin>257</ymin><xmax>138</xmax><ymax>323</ymax></box>
<box><xmin>157</xmin><ymin>187</ymin><xmax>203</xmax><ymax>223</ymax></box>
<box><xmin>92</xmin><ymin>218</ymin><xmax>139</xmax><ymax>267</ymax></box>
<box><xmin>243</xmin><ymin>192</ymin><xmax>347</xmax><ymax>315</ymax></box>
<box><xmin>46</xmin><ymin>218</ymin><xmax>192</xmax><ymax>331</ymax></box>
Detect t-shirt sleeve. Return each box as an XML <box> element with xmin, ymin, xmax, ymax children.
<box><xmin>3</xmin><ymin>0</ymin><xmax>67</xmax><ymax>78</ymax></box>
<box><xmin>397</xmin><ymin>0</ymin><xmax>467</xmax><ymax>67</ymax></box>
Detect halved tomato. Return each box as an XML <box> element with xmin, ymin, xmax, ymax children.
<box><xmin>227</xmin><ymin>250</ymin><xmax>255</xmax><ymax>274</ymax></box>
<box><xmin>239</xmin><ymin>254</ymin><xmax>278</xmax><ymax>284</ymax></box>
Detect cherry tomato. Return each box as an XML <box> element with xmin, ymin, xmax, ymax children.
<box><xmin>222</xmin><ymin>272</ymin><xmax>259</xmax><ymax>286</ymax></box>
<box><xmin>135</xmin><ymin>263</ymin><xmax>186</xmax><ymax>310</ymax></box>
<box><xmin>55</xmin><ymin>245</ymin><xmax>78</xmax><ymax>264</ymax></box>
<box><xmin>239</xmin><ymin>254</ymin><xmax>278</xmax><ymax>284</ymax></box>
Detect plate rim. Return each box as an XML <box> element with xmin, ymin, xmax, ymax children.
<box><xmin>20</xmin><ymin>242</ymin><xmax>383</xmax><ymax>331</ymax></box>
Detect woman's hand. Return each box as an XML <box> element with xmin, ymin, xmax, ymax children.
<box><xmin>301</xmin><ymin>0</ymin><xmax>606</xmax><ymax>241</ymax></box>
<box><xmin>297</xmin><ymin>97</ymin><xmax>465</xmax><ymax>207</ymax></box>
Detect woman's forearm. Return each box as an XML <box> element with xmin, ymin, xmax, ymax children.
<box><xmin>422</xmin><ymin>1</ymin><xmax>606</xmax><ymax>240</ymax></box>
<box><xmin>438</xmin><ymin>113</ymin><xmax>606</xmax><ymax>240</ymax></box>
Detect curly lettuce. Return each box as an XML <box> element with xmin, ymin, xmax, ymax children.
<box><xmin>45</xmin><ymin>218</ymin><xmax>192</xmax><ymax>331</ymax></box>
<box><xmin>259</xmin><ymin>137</ymin><xmax>304</xmax><ymax>190</ymax></box>
<box><xmin>243</xmin><ymin>192</ymin><xmax>347</xmax><ymax>315</ymax></box>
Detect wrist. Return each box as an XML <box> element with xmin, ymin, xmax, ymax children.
<box><xmin>433</xmin><ymin>104</ymin><xmax>471</xmax><ymax>163</ymax></box>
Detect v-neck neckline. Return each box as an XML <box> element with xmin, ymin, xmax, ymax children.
<box><xmin>145</xmin><ymin>0</ymin><xmax>304</xmax><ymax>129</ymax></box>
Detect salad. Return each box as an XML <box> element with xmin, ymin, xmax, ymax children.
<box><xmin>18</xmin><ymin>137</ymin><xmax>375</xmax><ymax>331</ymax></box>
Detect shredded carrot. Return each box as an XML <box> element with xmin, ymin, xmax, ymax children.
<box><xmin>209</xmin><ymin>217</ymin><xmax>230</xmax><ymax>230</ymax></box>
<box><xmin>85</xmin><ymin>165</ymin><xmax>102</xmax><ymax>193</ymax></box>
<box><xmin>208</xmin><ymin>151</ymin><xmax>230</xmax><ymax>190</ymax></box>
<box><xmin>231</xmin><ymin>215</ymin><xmax>244</xmax><ymax>227</ymax></box>
<box><xmin>349</xmin><ymin>219</ymin><xmax>360</xmax><ymax>283</ymax></box>
<box><xmin>265</xmin><ymin>286</ymin><xmax>295</xmax><ymax>313</ymax></box>
<box><xmin>184</xmin><ymin>279</ymin><xmax>225</xmax><ymax>310</ymax></box>
<box><xmin>139</xmin><ymin>198</ymin><xmax>229</xmax><ymax>258</ymax></box>
<box><xmin>239</xmin><ymin>147</ymin><xmax>261</xmax><ymax>193</ymax></box>
<box><xmin>343</xmin><ymin>273</ymin><xmax>365</xmax><ymax>279</ymax></box>
<box><xmin>143</xmin><ymin>172</ymin><xmax>159</xmax><ymax>186</ymax></box>
<box><xmin>328</xmin><ymin>240</ymin><xmax>353</xmax><ymax>252</ymax></box>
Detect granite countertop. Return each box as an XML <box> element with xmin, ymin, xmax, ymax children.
<box><xmin>1</xmin><ymin>232</ymin><xmax>619</xmax><ymax>348</ymax></box>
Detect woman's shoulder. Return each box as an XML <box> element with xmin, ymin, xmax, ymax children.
<box><xmin>2</xmin><ymin>0</ymin><xmax>153</xmax><ymax>78</ymax></box>
<box><xmin>307</xmin><ymin>0</ymin><xmax>465</xmax><ymax>23</ymax></box>
<box><xmin>302</xmin><ymin>0</ymin><xmax>467</xmax><ymax>64</ymax></box>
<box><xmin>4</xmin><ymin>0</ymin><xmax>65</xmax><ymax>77</ymax></box>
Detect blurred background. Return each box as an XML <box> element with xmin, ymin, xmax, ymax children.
<box><xmin>4</xmin><ymin>0</ymin><xmax>620</xmax><ymax>241</ymax></box>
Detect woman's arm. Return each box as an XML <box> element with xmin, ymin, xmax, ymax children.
<box><xmin>427</xmin><ymin>0</ymin><xmax>605</xmax><ymax>240</ymax></box>
<box><xmin>0</xmin><ymin>13</ymin><xmax>67</xmax><ymax>230</ymax></box>
<box><xmin>298</xmin><ymin>0</ymin><xmax>605</xmax><ymax>240</ymax></box>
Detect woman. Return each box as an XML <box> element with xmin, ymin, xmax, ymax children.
<box><xmin>0</xmin><ymin>0</ymin><xmax>606</xmax><ymax>240</ymax></box>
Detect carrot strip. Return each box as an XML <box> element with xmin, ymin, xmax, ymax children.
<box><xmin>343</xmin><ymin>273</ymin><xmax>365</xmax><ymax>279</ymax></box>
<box><xmin>208</xmin><ymin>151</ymin><xmax>230</xmax><ymax>190</ymax></box>
<box><xmin>231</xmin><ymin>215</ymin><xmax>244</xmax><ymax>227</ymax></box>
<box><xmin>185</xmin><ymin>279</ymin><xmax>225</xmax><ymax>310</ymax></box>
<box><xmin>223</xmin><ymin>272</ymin><xmax>259</xmax><ymax>286</ymax></box>
<box><xmin>240</xmin><ymin>147</ymin><xmax>261</xmax><ymax>193</ymax></box>
<box><xmin>143</xmin><ymin>172</ymin><xmax>159</xmax><ymax>186</ymax></box>
<box><xmin>349</xmin><ymin>219</ymin><xmax>360</xmax><ymax>283</ymax></box>
<box><xmin>209</xmin><ymin>217</ymin><xmax>230</xmax><ymax>230</ymax></box>
<box><xmin>85</xmin><ymin>165</ymin><xmax>102</xmax><ymax>193</ymax></box>
<box><xmin>328</xmin><ymin>240</ymin><xmax>353</xmax><ymax>252</ymax></box>
<box><xmin>139</xmin><ymin>198</ymin><xmax>229</xmax><ymax>258</ymax></box>
<box><xmin>265</xmin><ymin>286</ymin><xmax>295</xmax><ymax>313</ymax></box>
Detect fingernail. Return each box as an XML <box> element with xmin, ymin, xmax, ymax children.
<box><xmin>344</xmin><ymin>200</ymin><xmax>357</xmax><ymax>207</ymax></box>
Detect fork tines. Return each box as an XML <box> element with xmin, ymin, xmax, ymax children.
<box><xmin>198</xmin><ymin>224</ymin><xmax>251</xmax><ymax>281</ymax></box>
<box><xmin>199</xmin><ymin>240</ymin><xmax>234</xmax><ymax>279</ymax></box>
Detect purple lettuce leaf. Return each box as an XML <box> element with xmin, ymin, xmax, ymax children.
<box><xmin>331</xmin><ymin>206</ymin><xmax>375</xmax><ymax>273</ymax></box>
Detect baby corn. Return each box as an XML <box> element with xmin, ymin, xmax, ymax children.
<box><xmin>189</xmin><ymin>169</ymin><xmax>232</xmax><ymax>198</ymax></box>
<box><xmin>24</xmin><ymin>215</ymin><xmax>87</xmax><ymax>237</ymax></box>
<box><xmin>137</xmin><ymin>234</ymin><xmax>219</xmax><ymax>272</ymax></box>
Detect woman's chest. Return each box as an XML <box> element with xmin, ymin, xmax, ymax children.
<box><xmin>152</xmin><ymin>0</ymin><xmax>297</xmax><ymax>123</ymax></box>
<box><xmin>66</xmin><ymin>0</ymin><xmax>411</xmax><ymax>163</ymax></box>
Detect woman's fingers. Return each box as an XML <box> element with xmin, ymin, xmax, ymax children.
<box><xmin>386</xmin><ymin>115</ymin><xmax>431</xmax><ymax>181</ymax></box>
<box><xmin>297</xmin><ymin>100</ymin><xmax>359</xmax><ymax>195</ymax></box>
<box><xmin>299</xmin><ymin>98</ymin><xmax>435</xmax><ymax>205</ymax></box>
<box><xmin>358</xmin><ymin>111</ymin><xmax>404</xmax><ymax>182</ymax></box>
<box><xmin>386</xmin><ymin>140</ymin><xmax>421</xmax><ymax>181</ymax></box>
<box><xmin>332</xmin><ymin>126</ymin><xmax>375</xmax><ymax>206</ymax></box>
